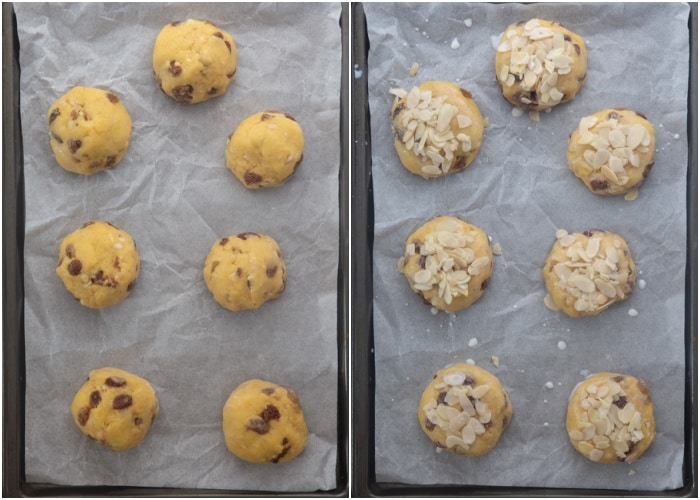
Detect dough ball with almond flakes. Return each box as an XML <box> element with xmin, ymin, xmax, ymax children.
<box><xmin>495</xmin><ymin>18</ymin><xmax>587</xmax><ymax>112</ymax></box>
<box><xmin>543</xmin><ymin>229</ymin><xmax>636</xmax><ymax>317</ymax></box>
<box><xmin>397</xmin><ymin>215</ymin><xmax>493</xmax><ymax>312</ymax></box>
<box><xmin>390</xmin><ymin>80</ymin><xmax>485</xmax><ymax>178</ymax></box>
<box><xmin>418</xmin><ymin>363</ymin><xmax>513</xmax><ymax>457</ymax></box>
<box><xmin>566</xmin><ymin>372</ymin><xmax>655</xmax><ymax>463</ymax></box>
<box><xmin>568</xmin><ymin>108</ymin><xmax>656</xmax><ymax>196</ymax></box>
<box><xmin>153</xmin><ymin>19</ymin><xmax>237</xmax><ymax>104</ymax></box>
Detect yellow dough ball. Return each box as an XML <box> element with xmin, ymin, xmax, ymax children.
<box><xmin>418</xmin><ymin>363</ymin><xmax>513</xmax><ymax>456</ymax></box>
<box><xmin>397</xmin><ymin>215</ymin><xmax>493</xmax><ymax>312</ymax></box>
<box><xmin>47</xmin><ymin>86</ymin><xmax>132</xmax><ymax>174</ymax></box>
<box><xmin>495</xmin><ymin>18</ymin><xmax>587</xmax><ymax>112</ymax></box>
<box><xmin>390</xmin><ymin>80</ymin><xmax>485</xmax><ymax>178</ymax></box>
<box><xmin>153</xmin><ymin>19</ymin><xmax>237</xmax><ymax>104</ymax></box>
<box><xmin>70</xmin><ymin>367</ymin><xmax>159</xmax><ymax>451</ymax></box>
<box><xmin>203</xmin><ymin>232</ymin><xmax>287</xmax><ymax>311</ymax></box>
<box><xmin>226</xmin><ymin>111</ymin><xmax>304</xmax><ymax>189</ymax></box>
<box><xmin>566</xmin><ymin>372</ymin><xmax>655</xmax><ymax>463</ymax></box>
<box><xmin>222</xmin><ymin>379</ymin><xmax>308</xmax><ymax>464</ymax></box>
<box><xmin>568</xmin><ymin>108</ymin><xmax>656</xmax><ymax>195</ymax></box>
<box><xmin>56</xmin><ymin>221</ymin><xmax>140</xmax><ymax>309</ymax></box>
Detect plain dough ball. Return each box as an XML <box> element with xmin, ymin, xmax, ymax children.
<box><xmin>226</xmin><ymin>111</ymin><xmax>304</xmax><ymax>189</ymax></box>
<box><xmin>418</xmin><ymin>363</ymin><xmax>513</xmax><ymax>457</ymax></box>
<box><xmin>543</xmin><ymin>229</ymin><xmax>636</xmax><ymax>317</ymax></box>
<box><xmin>495</xmin><ymin>18</ymin><xmax>587</xmax><ymax>111</ymax></box>
<box><xmin>153</xmin><ymin>19</ymin><xmax>237</xmax><ymax>104</ymax></box>
<box><xmin>566</xmin><ymin>372</ymin><xmax>655</xmax><ymax>463</ymax></box>
<box><xmin>70</xmin><ymin>367</ymin><xmax>159</xmax><ymax>451</ymax></box>
<box><xmin>398</xmin><ymin>215</ymin><xmax>493</xmax><ymax>312</ymax></box>
<box><xmin>203</xmin><ymin>232</ymin><xmax>287</xmax><ymax>311</ymax></box>
<box><xmin>47</xmin><ymin>86</ymin><xmax>132</xmax><ymax>174</ymax></box>
<box><xmin>222</xmin><ymin>379</ymin><xmax>308</xmax><ymax>464</ymax></box>
<box><xmin>390</xmin><ymin>80</ymin><xmax>484</xmax><ymax>178</ymax></box>
<box><xmin>568</xmin><ymin>108</ymin><xmax>656</xmax><ymax>195</ymax></box>
<box><xmin>56</xmin><ymin>221</ymin><xmax>140</xmax><ymax>309</ymax></box>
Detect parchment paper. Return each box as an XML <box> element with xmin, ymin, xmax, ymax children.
<box><xmin>16</xmin><ymin>2</ymin><xmax>341</xmax><ymax>491</ymax></box>
<box><xmin>366</xmin><ymin>2</ymin><xmax>689</xmax><ymax>491</ymax></box>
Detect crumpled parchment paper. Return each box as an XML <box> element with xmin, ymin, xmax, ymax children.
<box><xmin>15</xmin><ymin>2</ymin><xmax>341</xmax><ymax>491</ymax></box>
<box><xmin>366</xmin><ymin>2</ymin><xmax>689</xmax><ymax>491</ymax></box>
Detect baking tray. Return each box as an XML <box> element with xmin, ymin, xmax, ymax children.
<box><xmin>2</xmin><ymin>2</ymin><xmax>348</xmax><ymax>496</ymax></box>
<box><xmin>351</xmin><ymin>2</ymin><xmax>697</xmax><ymax>496</ymax></box>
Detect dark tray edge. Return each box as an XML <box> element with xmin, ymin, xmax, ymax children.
<box><xmin>350</xmin><ymin>1</ymin><xmax>698</xmax><ymax>496</ymax></box>
<box><xmin>1</xmin><ymin>2</ymin><xmax>350</xmax><ymax>497</ymax></box>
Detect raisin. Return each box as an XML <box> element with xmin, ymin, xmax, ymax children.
<box><xmin>112</xmin><ymin>394</ymin><xmax>133</xmax><ymax>409</ymax></box>
<box><xmin>244</xmin><ymin>172</ymin><xmax>263</xmax><ymax>185</ymax></box>
<box><xmin>224</xmin><ymin>40</ymin><xmax>232</xmax><ymax>53</ymax></box>
<box><xmin>424</xmin><ymin>419</ymin><xmax>436</xmax><ymax>431</ymax></box>
<box><xmin>51</xmin><ymin>132</ymin><xmax>63</xmax><ymax>144</ymax></box>
<box><xmin>235</xmin><ymin>267</ymin><xmax>243</xmax><ymax>277</ymax></box>
<box><xmin>168</xmin><ymin>61</ymin><xmax>182</xmax><ymax>77</ymax></box>
<box><xmin>226</xmin><ymin>69</ymin><xmax>236</xmax><ymax>79</ymax></box>
<box><xmin>418</xmin><ymin>255</ymin><xmax>427</xmax><ymax>269</ymax></box>
<box><xmin>284</xmin><ymin>113</ymin><xmax>296</xmax><ymax>122</ymax></box>
<box><xmin>207</xmin><ymin>87</ymin><xmax>218</xmax><ymax>95</ymax></box>
<box><xmin>77</xmin><ymin>407</ymin><xmax>90</xmax><ymax>426</ymax></box>
<box><xmin>463</xmin><ymin>377</ymin><xmax>475</xmax><ymax>386</ymax></box>
<box><xmin>106</xmin><ymin>92</ymin><xmax>119</xmax><ymax>103</ymax></box>
<box><xmin>459</xmin><ymin>88</ymin><xmax>472</xmax><ymax>99</ymax></box>
<box><xmin>68</xmin><ymin>139</ymin><xmax>82</xmax><ymax>153</ymax></box>
<box><xmin>127</xmin><ymin>281</ymin><xmax>136</xmax><ymax>292</ymax></box>
<box><xmin>89</xmin><ymin>390</ymin><xmax>101</xmax><ymax>408</ymax></box>
<box><xmin>260</xmin><ymin>113</ymin><xmax>273</xmax><ymax>121</ymax></box>
<box><xmin>563</xmin><ymin>34</ymin><xmax>572</xmax><ymax>41</ymax></box>
<box><xmin>247</xmin><ymin>417</ymin><xmax>269</xmax><ymax>434</ymax></box>
<box><xmin>590</xmin><ymin>178</ymin><xmax>609</xmax><ymax>191</ymax></box>
<box><xmin>481</xmin><ymin>279</ymin><xmax>489</xmax><ymax>290</ymax></box>
<box><xmin>613</xmin><ymin>395</ymin><xmax>628</xmax><ymax>409</ymax></box>
<box><xmin>262</xmin><ymin>387</ymin><xmax>275</xmax><ymax>395</ymax></box>
<box><xmin>266</xmin><ymin>266</ymin><xmax>278</xmax><ymax>278</ymax></box>
<box><xmin>105</xmin><ymin>376</ymin><xmax>127</xmax><ymax>387</ymax></box>
<box><xmin>134</xmin><ymin>417</ymin><xmax>143</xmax><ymax>425</ymax></box>
<box><xmin>286</xmin><ymin>387</ymin><xmax>300</xmax><ymax>406</ymax></box>
<box><xmin>261</xmin><ymin>404</ymin><xmax>281</xmax><ymax>422</ymax></box>
<box><xmin>220</xmin><ymin>237</ymin><xmax>229</xmax><ymax>246</ymax></box>
<box><xmin>66</xmin><ymin>244</ymin><xmax>75</xmax><ymax>258</ymax></box>
<box><xmin>608</xmin><ymin>111</ymin><xmax>619</xmax><ymax>120</ymax></box>
<box><xmin>573</xmin><ymin>44</ymin><xmax>581</xmax><ymax>56</ymax></box>
<box><xmin>105</xmin><ymin>156</ymin><xmax>117</xmax><ymax>168</ymax></box>
<box><xmin>213</xmin><ymin>31</ymin><xmax>224</xmax><ymax>39</ymax></box>
<box><xmin>436</xmin><ymin>391</ymin><xmax>447</xmax><ymax>405</ymax></box>
<box><xmin>452</xmin><ymin>156</ymin><xmax>468</xmax><ymax>172</ymax></box>
<box><xmin>171</xmin><ymin>84</ymin><xmax>194</xmax><ymax>103</ymax></box>
<box><xmin>67</xmin><ymin>259</ymin><xmax>82</xmax><ymax>276</ymax></box>
<box><xmin>49</xmin><ymin>108</ymin><xmax>60</xmax><ymax>124</ymax></box>
<box><xmin>271</xmin><ymin>442</ymin><xmax>292</xmax><ymax>463</ymax></box>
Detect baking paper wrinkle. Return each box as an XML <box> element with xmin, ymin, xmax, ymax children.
<box><xmin>16</xmin><ymin>2</ymin><xmax>340</xmax><ymax>492</ymax></box>
<box><xmin>367</xmin><ymin>2</ymin><xmax>688</xmax><ymax>491</ymax></box>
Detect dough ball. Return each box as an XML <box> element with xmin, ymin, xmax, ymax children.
<box><xmin>153</xmin><ymin>19</ymin><xmax>237</xmax><ymax>104</ymax></box>
<box><xmin>226</xmin><ymin>111</ymin><xmax>304</xmax><ymax>189</ymax></box>
<box><xmin>47</xmin><ymin>86</ymin><xmax>132</xmax><ymax>175</ymax></box>
<box><xmin>543</xmin><ymin>229</ymin><xmax>636</xmax><ymax>317</ymax></box>
<box><xmin>222</xmin><ymin>379</ymin><xmax>308</xmax><ymax>464</ymax></box>
<box><xmin>390</xmin><ymin>80</ymin><xmax>484</xmax><ymax>178</ymax></box>
<box><xmin>203</xmin><ymin>232</ymin><xmax>287</xmax><ymax>312</ymax></box>
<box><xmin>495</xmin><ymin>19</ymin><xmax>587</xmax><ymax>112</ymax></box>
<box><xmin>568</xmin><ymin>108</ymin><xmax>656</xmax><ymax>195</ymax></box>
<box><xmin>418</xmin><ymin>363</ymin><xmax>512</xmax><ymax>457</ymax></box>
<box><xmin>70</xmin><ymin>367</ymin><xmax>159</xmax><ymax>451</ymax></box>
<box><xmin>398</xmin><ymin>215</ymin><xmax>493</xmax><ymax>312</ymax></box>
<box><xmin>56</xmin><ymin>221</ymin><xmax>140</xmax><ymax>309</ymax></box>
<box><xmin>567</xmin><ymin>372</ymin><xmax>655</xmax><ymax>463</ymax></box>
